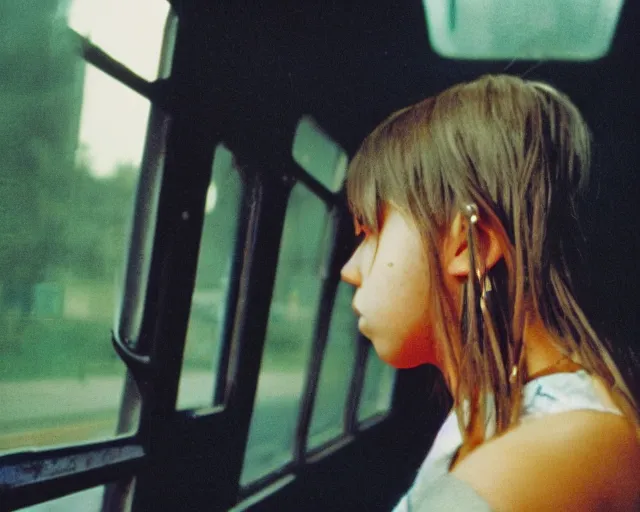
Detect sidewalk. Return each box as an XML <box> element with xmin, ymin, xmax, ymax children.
<box><xmin>0</xmin><ymin>370</ymin><xmax>304</xmax><ymax>426</ymax></box>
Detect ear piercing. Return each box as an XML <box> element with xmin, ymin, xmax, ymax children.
<box><xmin>463</xmin><ymin>203</ymin><xmax>479</xmax><ymax>224</ymax></box>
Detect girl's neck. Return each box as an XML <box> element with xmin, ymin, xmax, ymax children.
<box><xmin>522</xmin><ymin>312</ymin><xmax>579</xmax><ymax>378</ymax></box>
<box><xmin>443</xmin><ymin>311</ymin><xmax>581</xmax><ymax>396</ymax></box>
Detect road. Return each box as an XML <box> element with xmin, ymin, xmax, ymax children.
<box><xmin>1</xmin><ymin>371</ymin><xmax>302</xmax><ymax>423</ymax></box>
<box><xmin>3</xmin><ymin>371</ymin><xmax>344</xmax><ymax>511</ymax></box>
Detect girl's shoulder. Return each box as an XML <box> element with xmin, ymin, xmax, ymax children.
<box><xmin>451</xmin><ymin>408</ymin><xmax>640</xmax><ymax>511</ymax></box>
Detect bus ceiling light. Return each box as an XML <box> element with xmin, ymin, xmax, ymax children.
<box><xmin>422</xmin><ymin>0</ymin><xmax>625</xmax><ymax>61</ymax></box>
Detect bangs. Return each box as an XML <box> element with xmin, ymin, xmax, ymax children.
<box><xmin>346</xmin><ymin>146</ymin><xmax>383</xmax><ymax>233</ymax></box>
<box><xmin>345</xmin><ymin>104</ymin><xmax>427</xmax><ymax>233</ymax></box>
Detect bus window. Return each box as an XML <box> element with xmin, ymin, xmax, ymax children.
<box><xmin>292</xmin><ymin>116</ymin><xmax>348</xmax><ymax>192</ymax></box>
<box><xmin>0</xmin><ymin>1</ymin><xmax>170</xmax><ymax>456</ymax></box>
<box><xmin>67</xmin><ymin>0</ymin><xmax>171</xmax><ymax>81</ymax></box>
<box><xmin>17</xmin><ymin>486</ymin><xmax>105</xmax><ymax>512</ymax></box>
<box><xmin>307</xmin><ymin>282</ymin><xmax>358</xmax><ymax>450</ymax></box>
<box><xmin>422</xmin><ymin>0</ymin><xmax>625</xmax><ymax>61</ymax></box>
<box><xmin>358</xmin><ymin>346</ymin><xmax>395</xmax><ymax>423</ymax></box>
<box><xmin>240</xmin><ymin>184</ymin><xmax>327</xmax><ymax>485</ymax></box>
<box><xmin>177</xmin><ymin>144</ymin><xmax>244</xmax><ymax>410</ymax></box>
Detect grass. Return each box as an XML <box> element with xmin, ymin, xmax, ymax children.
<box><xmin>0</xmin><ymin>315</ymin><xmax>119</xmax><ymax>381</ymax></box>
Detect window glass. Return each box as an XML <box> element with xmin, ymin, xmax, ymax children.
<box><xmin>292</xmin><ymin>116</ymin><xmax>348</xmax><ymax>192</ymax></box>
<box><xmin>177</xmin><ymin>145</ymin><xmax>243</xmax><ymax>410</ymax></box>
<box><xmin>422</xmin><ymin>0</ymin><xmax>624</xmax><ymax>61</ymax></box>
<box><xmin>307</xmin><ymin>282</ymin><xmax>358</xmax><ymax>450</ymax></box>
<box><xmin>0</xmin><ymin>3</ymin><xmax>166</xmax><ymax>453</ymax></box>
<box><xmin>357</xmin><ymin>347</ymin><xmax>396</xmax><ymax>422</ymax></box>
<box><xmin>241</xmin><ymin>185</ymin><xmax>327</xmax><ymax>485</ymax></box>
<box><xmin>67</xmin><ymin>0</ymin><xmax>171</xmax><ymax>81</ymax></box>
<box><xmin>17</xmin><ymin>485</ymin><xmax>104</xmax><ymax>512</ymax></box>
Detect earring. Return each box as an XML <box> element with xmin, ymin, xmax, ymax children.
<box><xmin>509</xmin><ymin>365</ymin><xmax>519</xmax><ymax>384</ymax></box>
<box><xmin>464</xmin><ymin>203</ymin><xmax>489</xmax><ymax>298</ymax></box>
<box><xmin>463</xmin><ymin>203</ymin><xmax>481</xmax><ymax>282</ymax></box>
<box><xmin>480</xmin><ymin>273</ymin><xmax>492</xmax><ymax>299</ymax></box>
<box><xmin>463</xmin><ymin>203</ymin><xmax>479</xmax><ymax>225</ymax></box>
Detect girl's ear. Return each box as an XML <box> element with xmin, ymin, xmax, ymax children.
<box><xmin>444</xmin><ymin>211</ymin><xmax>504</xmax><ymax>278</ymax></box>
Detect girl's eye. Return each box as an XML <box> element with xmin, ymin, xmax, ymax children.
<box><xmin>355</xmin><ymin>223</ymin><xmax>371</xmax><ymax>239</ymax></box>
<box><xmin>354</xmin><ymin>225</ymin><xmax>373</xmax><ymax>248</ymax></box>
<box><xmin>353</xmin><ymin>215</ymin><xmax>375</xmax><ymax>246</ymax></box>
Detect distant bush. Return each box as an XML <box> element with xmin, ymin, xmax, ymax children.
<box><xmin>0</xmin><ymin>315</ymin><xmax>119</xmax><ymax>381</ymax></box>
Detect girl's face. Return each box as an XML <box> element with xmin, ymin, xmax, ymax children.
<box><xmin>340</xmin><ymin>206</ymin><xmax>438</xmax><ymax>368</ymax></box>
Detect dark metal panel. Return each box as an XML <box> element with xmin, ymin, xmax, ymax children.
<box><xmin>233</xmin><ymin>417</ymin><xmax>423</xmax><ymax>512</ymax></box>
<box><xmin>128</xmin><ymin>109</ymin><xmax>220</xmax><ymax>508</ymax></box>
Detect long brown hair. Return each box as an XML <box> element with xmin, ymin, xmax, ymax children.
<box><xmin>346</xmin><ymin>74</ymin><xmax>640</xmax><ymax>452</ymax></box>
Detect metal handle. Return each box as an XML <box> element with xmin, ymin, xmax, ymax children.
<box><xmin>112</xmin><ymin>332</ymin><xmax>152</xmax><ymax>384</ymax></box>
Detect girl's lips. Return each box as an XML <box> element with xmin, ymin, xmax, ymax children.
<box><xmin>358</xmin><ymin>316</ymin><xmax>369</xmax><ymax>335</ymax></box>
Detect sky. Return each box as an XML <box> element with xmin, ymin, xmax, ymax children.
<box><xmin>67</xmin><ymin>0</ymin><xmax>171</xmax><ymax>177</ymax></box>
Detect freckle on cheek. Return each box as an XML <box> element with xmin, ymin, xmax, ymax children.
<box><xmin>387</xmin><ymin>262</ymin><xmax>394</xmax><ymax>268</ymax></box>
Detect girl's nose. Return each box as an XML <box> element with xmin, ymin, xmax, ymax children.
<box><xmin>340</xmin><ymin>249</ymin><xmax>362</xmax><ymax>287</ymax></box>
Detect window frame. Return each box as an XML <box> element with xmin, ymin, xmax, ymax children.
<box><xmin>231</xmin><ymin>142</ymin><xmax>398</xmax><ymax>501</ymax></box>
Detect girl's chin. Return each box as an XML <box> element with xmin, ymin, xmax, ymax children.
<box><xmin>357</xmin><ymin>316</ymin><xmax>373</xmax><ymax>338</ymax></box>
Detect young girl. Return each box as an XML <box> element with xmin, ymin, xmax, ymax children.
<box><xmin>341</xmin><ymin>74</ymin><xmax>640</xmax><ymax>511</ymax></box>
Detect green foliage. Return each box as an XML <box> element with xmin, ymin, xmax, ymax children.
<box><xmin>0</xmin><ymin>1</ymin><xmax>137</xmax><ymax>371</ymax></box>
<box><xmin>0</xmin><ymin>0</ymin><xmax>80</xmax><ymax>305</ymax></box>
<box><xmin>0</xmin><ymin>316</ymin><xmax>118</xmax><ymax>381</ymax></box>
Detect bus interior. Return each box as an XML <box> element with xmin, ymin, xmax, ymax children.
<box><xmin>1</xmin><ymin>0</ymin><xmax>638</xmax><ymax>510</ymax></box>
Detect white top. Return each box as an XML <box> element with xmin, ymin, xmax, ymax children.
<box><xmin>393</xmin><ymin>370</ymin><xmax>622</xmax><ymax>511</ymax></box>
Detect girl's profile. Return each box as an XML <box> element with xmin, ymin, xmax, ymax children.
<box><xmin>341</xmin><ymin>74</ymin><xmax>640</xmax><ymax>511</ymax></box>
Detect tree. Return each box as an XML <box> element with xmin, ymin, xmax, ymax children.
<box><xmin>0</xmin><ymin>0</ymin><xmax>83</xmax><ymax>348</ymax></box>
